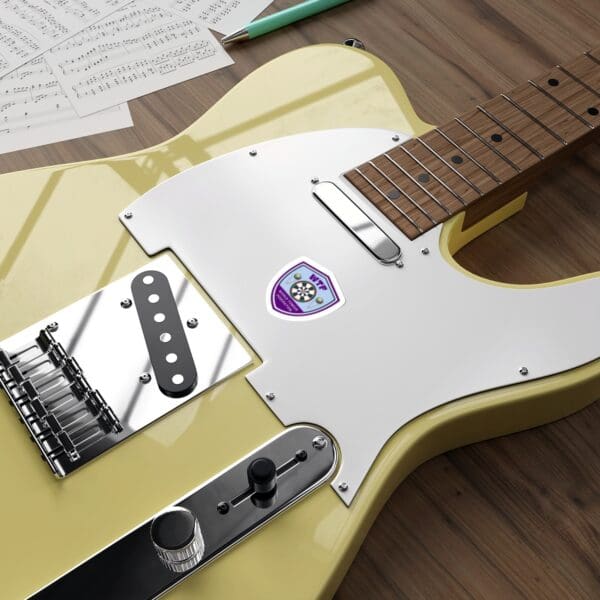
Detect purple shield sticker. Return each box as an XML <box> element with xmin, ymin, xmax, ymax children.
<box><xmin>267</xmin><ymin>257</ymin><xmax>345</xmax><ymax>321</ymax></box>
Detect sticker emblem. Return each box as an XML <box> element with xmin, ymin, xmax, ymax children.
<box><xmin>267</xmin><ymin>258</ymin><xmax>345</xmax><ymax>321</ymax></box>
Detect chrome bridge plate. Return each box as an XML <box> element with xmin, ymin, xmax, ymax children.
<box><xmin>0</xmin><ymin>255</ymin><xmax>251</xmax><ymax>476</ymax></box>
<box><xmin>31</xmin><ymin>426</ymin><xmax>337</xmax><ymax>599</ymax></box>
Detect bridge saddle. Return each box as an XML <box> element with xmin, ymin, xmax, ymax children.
<box><xmin>0</xmin><ymin>327</ymin><xmax>122</xmax><ymax>476</ymax></box>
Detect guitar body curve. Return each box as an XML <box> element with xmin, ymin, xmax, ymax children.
<box><xmin>0</xmin><ymin>44</ymin><xmax>598</xmax><ymax>599</ymax></box>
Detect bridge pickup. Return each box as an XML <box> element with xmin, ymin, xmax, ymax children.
<box><xmin>0</xmin><ymin>257</ymin><xmax>251</xmax><ymax>478</ymax></box>
<box><xmin>313</xmin><ymin>181</ymin><xmax>401</xmax><ymax>264</ymax></box>
<box><xmin>131</xmin><ymin>270</ymin><xmax>197</xmax><ymax>398</ymax></box>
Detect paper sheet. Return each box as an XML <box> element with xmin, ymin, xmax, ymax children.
<box><xmin>0</xmin><ymin>0</ymin><xmax>131</xmax><ymax>79</ymax></box>
<box><xmin>46</xmin><ymin>0</ymin><xmax>233</xmax><ymax>117</ymax></box>
<box><xmin>168</xmin><ymin>0</ymin><xmax>274</xmax><ymax>35</ymax></box>
<box><xmin>0</xmin><ymin>55</ymin><xmax>132</xmax><ymax>154</ymax></box>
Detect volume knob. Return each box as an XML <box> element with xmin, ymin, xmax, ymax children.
<box><xmin>150</xmin><ymin>507</ymin><xmax>205</xmax><ymax>573</ymax></box>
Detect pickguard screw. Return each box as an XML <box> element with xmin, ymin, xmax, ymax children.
<box><xmin>121</xmin><ymin>298</ymin><xmax>132</xmax><ymax>309</ymax></box>
<box><xmin>312</xmin><ymin>436</ymin><xmax>327</xmax><ymax>450</ymax></box>
<box><xmin>519</xmin><ymin>367</ymin><xmax>529</xmax><ymax>376</ymax></box>
<box><xmin>187</xmin><ymin>317</ymin><xmax>198</xmax><ymax>329</ymax></box>
<box><xmin>421</xmin><ymin>247</ymin><xmax>430</xmax><ymax>255</ymax></box>
<box><xmin>395</xmin><ymin>260</ymin><xmax>404</xmax><ymax>268</ymax></box>
<box><xmin>295</xmin><ymin>449</ymin><xmax>308</xmax><ymax>462</ymax></box>
<box><xmin>249</xmin><ymin>149</ymin><xmax>257</xmax><ymax>157</ymax></box>
<box><xmin>124</xmin><ymin>211</ymin><xmax>133</xmax><ymax>219</ymax></box>
<box><xmin>47</xmin><ymin>322</ymin><xmax>59</xmax><ymax>332</ymax></box>
<box><xmin>338</xmin><ymin>482</ymin><xmax>349</xmax><ymax>492</ymax></box>
<box><xmin>311</xmin><ymin>177</ymin><xmax>320</xmax><ymax>184</ymax></box>
<box><xmin>392</xmin><ymin>134</ymin><xmax>400</xmax><ymax>142</ymax></box>
<box><xmin>217</xmin><ymin>501</ymin><xmax>229</xmax><ymax>515</ymax></box>
<box><xmin>265</xmin><ymin>392</ymin><xmax>275</xmax><ymax>401</ymax></box>
<box><xmin>139</xmin><ymin>372</ymin><xmax>151</xmax><ymax>384</ymax></box>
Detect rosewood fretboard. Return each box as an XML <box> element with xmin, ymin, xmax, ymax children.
<box><xmin>344</xmin><ymin>48</ymin><xmax>600</xmax><ymax>240</ymax></box>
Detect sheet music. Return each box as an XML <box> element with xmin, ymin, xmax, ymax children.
<box><xmin>0</xmin><ymin>0</ymin><xmax>131</xmax><ymax>79</ymax></box>
<box><xmin>46</xmin><ymin>0</ymin><xmax>233</xmax><ymax>117</ymax></box>
<box><xmin>168</xmin><ymin>0</ymin><xmax>274</xmax><ymax>34</ymax></box>
<box><xmin>0</xmin><ymin>55</ymin><xmax>132</xmax><ymax>154</ymax></box>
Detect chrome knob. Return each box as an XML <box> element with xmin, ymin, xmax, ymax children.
<box><xmin>150</xmin><ymin>506</ymin><xmax>205</xmax><ymax>573</ymax></box>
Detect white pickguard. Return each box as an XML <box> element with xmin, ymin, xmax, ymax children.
<box><xmin>122</xmin><ymin>129</ymin><xmax>600</xmax><ymax>505</ymax></box>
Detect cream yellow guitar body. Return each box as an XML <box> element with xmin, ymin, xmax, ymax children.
<box><xmin>0</xmin><ymin>45</ymin><xmax>598</xmax><ymax>599</ymax></box>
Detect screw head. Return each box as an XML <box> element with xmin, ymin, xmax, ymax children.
<box><xmin>519</xmin><ymin>366</ymin><xmax>529</xmax><ymax>376</ymax></box>
<box><xmin>395</xmin><ymin>260</ymin><xmax>404</xmax><ymax>268</ymax></box>
<box><xmin>249</xmin><ymin>149</ymin><xmax>257</xmax><ymax>157</ymax></box>
<box><xmin>217</xmin><ymin>502</ymin><xmax>229</xmax><ymax>515</ymax></box>
<box><xmin>392</xmin><ymin>134</ymin><xmax>400</xmax><ymax>142</ymax></box>
<box><xmin>121</xmin><ymin>298</ymin><xmax>132</xmax><ymax>309</ymax></box>
<box><xmin>312</xmin><ymin>436</ymin><xmax>327</xmax><ymax>450</ymax></box>
<box><xmin>139</xmin><ymin>372</ymin><xmax>152</xmax><ymax>384</ymax></box>
<box><xmin>124</xmin><ymin>211</ymin><xmax>133</xmax><ymax>219</ymax></box>
<box><xmin>295</xmin><ymin>449</ymin><xmax>308</xmax><ymax>462</ymax></box>
<box><xmin>311</xmin><ymin>177</ymin><xmax>320</xmax><ymax>184</ymax></box>
<box><xmin>265</xmin><ymin>392</ymin><xmax>275</xmax><ymax>401</ymax></box>
<box><xmin>338</xmin><ymin>482</ymin><xmax>349</xmax><ymax>492</ymax></box>
<box><xmin>421</xmin><ymin>247</ymin><xmax>430</xmax><ymax>255</ymax></box>
<box><xmin>186</xmin><ymin>317</ymin><xmax>198</xmax><ymax>329</ymax></box>
<box><xmin>47</xmin><ymin>322</ymin><xmax>59</xmax><ymax>332</ymax></box>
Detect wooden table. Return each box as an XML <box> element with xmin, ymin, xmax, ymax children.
<box><xmin>2</xmin><ymin>1</ymin><xmax>598</xmax><ymax>597</ymax></box>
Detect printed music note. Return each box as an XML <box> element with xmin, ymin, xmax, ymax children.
<box><xmin>0</xmin><ymin>0</ymin><xmax>131</xmax><ymax>78</ymax></box>
<box><xmin>45</xmin><ymin>0</ymin><xmax>232</xmax><ymax>117</ymax></box>
<box><xmin>0</xmin><ymin>55</ymin><xmax>132</xmax><ymax>154</ymax></box>
<box><xmin>167</xmin><ymin>0</ymin><xmax>274</xmax><ymax>34</ymax></box>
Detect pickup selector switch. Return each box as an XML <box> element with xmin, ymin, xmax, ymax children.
<box><xmin>247</xmin><ymin>457</ymin><xmax>277</xmax><ymax>507</ymax></box>
<box><xmin>150</xmin><ymin>507</ymin><xmax>205</xmax><ymax>573</ymax></box>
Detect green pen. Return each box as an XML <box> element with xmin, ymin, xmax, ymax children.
<box><xmin>221</xmin><ymin>0</ymin><xmax>354</xmax><ymax>45</ymax></box>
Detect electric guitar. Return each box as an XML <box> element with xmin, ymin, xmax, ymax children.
<box><xmin>1</xmin><ymin>44</ymin><xmax>598</xmax><ymax>599</ymax></box>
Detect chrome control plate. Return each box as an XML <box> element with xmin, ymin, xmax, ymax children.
<box><xmin>31</xmin><ymin>426</ymin><xmax>337</xmax><ymax>599</ymax></box>
<box><xmin>0</xmin><ymin>255</ymin><xmax>251</xmax><ymax>476</ymax></box>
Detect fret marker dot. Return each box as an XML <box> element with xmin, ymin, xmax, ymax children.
<box><xmin>587</xmin><ymin>107</ymin><xmax>599</xmax><ymax>116</ymax></box>
<box><xmin>491</xmin><ymin>133</ymin><xmax>503</xmax><ymax>143</ymax></box>
<box><xmin>548</xmin><ymin>78</ymin><xmax>559</xmax><ymax>86</ymax></box>
<box><xmin>388</xmin><ymin>189</ymin><xmax>401</xmax><ymax>200</ymax></box>
<box><xmin>417</xmin><ymin>173</ymin><xmax>430</xmax><ymax>183</ymax></box>
<box><xmin>451</xmin><ymin>155</ymin><xmax>463</xmax><ymax>164</ymax></box>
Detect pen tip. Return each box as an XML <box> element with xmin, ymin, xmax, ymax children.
<box><xmin>221</xmin><ymin>29</ymin><xmax>249</xmax><ymax>45</ymax></box>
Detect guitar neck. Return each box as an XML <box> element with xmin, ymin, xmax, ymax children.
<box><xmin>344</xmin><ymin>47</ymin><xmax>600</xmax><ymax>239</ymax></box>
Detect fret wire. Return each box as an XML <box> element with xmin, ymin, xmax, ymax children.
<box><xmin>416</xmin><ymin>138</ymin><xmax>483</xmax><ymax>195</ymax></box>
<box><xmin>354</xmin><ymin>167</ymin><xmax>423</xmax><ymax>232</ymax></box>
<box><xmin>398</xmin><ymin>145</ymin><xmax>467</xmax><ymax>206</ymax></box>
<box><xmin>501</xmin><ymin>93</ymin><xmax>567</xmax><ymax>145</ymax></box>
<box><xmin>367</xmin><ymin>161</ymin><xmax>437</xmax><ymax>224</ymax></box>
<box><xmin>557</xmin><ymin>65</ymin><xmax>600</xmax><ymax>100</ymax></box>
<box><xmin>383</xmin><ymin>153</ymin><xmax>451</xmax><ymax>215</ymax></box>
<box><xmin>528</xmin><ymin>80</ymin><xmax>594</xmax><ymax>129</ymax></box>
<box><xmin>476</xmin><ymin>105</ymin><xmax>544</xmax><ymax>159</ymax></box>
<box><xmin>584</xmin><ymin>51</ymin><xmax>600</xmax><ymax>66</ymax></box>
<box><xmin>455</xmin><ymin>117</ymin><xmax>522</xmax><ymax>172</ymax></box>
<box><xmin>435</xmin><ymin>129</ymin><xmax>502</xmax><ymax>183</ymax></box>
